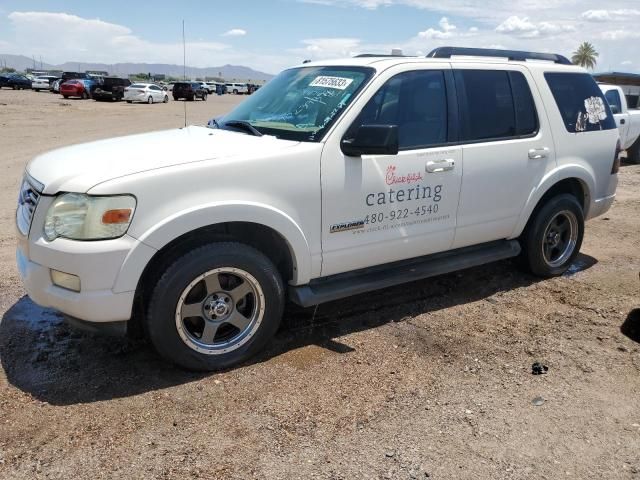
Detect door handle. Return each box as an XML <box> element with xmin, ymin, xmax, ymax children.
<box><xmin>528</xmin><ymin>148</ymin><xmax>549</xmax><ymax>160</ymax></box>
<box><xmin>620</xmin><ymin>119</ymin><xmax>626</xmax><ymax>125</ymax></box>
<box><xmin>426</xmin><ymin>159</ymin><xmax>455</xmax><ymax>173</ymax></box>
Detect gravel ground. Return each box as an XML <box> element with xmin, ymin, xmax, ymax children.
<box><xmin>1</xmin><ymin>88</ymin><xmax>639</xmax><ymax>480</ymax></box>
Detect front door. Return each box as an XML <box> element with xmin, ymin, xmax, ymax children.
<box><xmin>321</xmin><ymin>66</ymin><xmax>463</xmax><ymax>277</ymax></box>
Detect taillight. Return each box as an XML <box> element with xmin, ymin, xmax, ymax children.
<box><xmin>612</xmin><ymin>139</ymin><xmax>621</xmax><ymax>174</ymax></box>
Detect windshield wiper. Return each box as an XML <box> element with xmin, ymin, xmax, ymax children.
<box><xmin>222</xmin><ymin>120</ymin><xmax>263</xmax><ymax>137</ymax></box>
<box><xmin>207</xmin><ymin>117</ymin><xmax>220</xmax><ymax>129</ymax></box>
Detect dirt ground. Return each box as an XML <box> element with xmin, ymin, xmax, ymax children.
<box><xmin>0</xmin><ymin>88</ymin><xmax>639</xmax><ymax>480</ymax></box>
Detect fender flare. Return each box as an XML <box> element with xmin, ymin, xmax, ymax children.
<box><xmin>511</xmin><ymin>163</ymin><xmax>595</xmax><ymax>238</ymax></box>
<box><xmin>113</xmin><ymin>201</ymin><xmax>313</xmax><ymax>293</ymax></box>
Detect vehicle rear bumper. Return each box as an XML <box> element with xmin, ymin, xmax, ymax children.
<box><xmin>93</xmin><ymin>91</ymin><xmax>117</xmax><ymax>100</ymax></box>
<box><xmin>588</xmin><ymin>193</ymin><xmax>616</xmax><ymax>220</ymax></box>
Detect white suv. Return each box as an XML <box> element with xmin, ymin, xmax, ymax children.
<box><xmin>16</xmin><ymin>47</ymin><xmax>620</xmax><ymax>371</ymax></box>
<box><xmin>226</xmin><ymin>82</ymin><xmax>248</xmax><ymax>94</ymax></box>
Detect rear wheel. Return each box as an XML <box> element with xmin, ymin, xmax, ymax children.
<box><xmin>163</xmin><ymin>95</ymin><xmax>169</xmax><ymax>103</ymax></box>
<box><xmin>63</xmin><ymin>95</ymin><xmax>69</xmax><ymax>99</ymax></box>
<box><xmin>521</xmin><ymin>194</ymin><xmax>584</xmax><ymax>277</ymax></box>
<box><xmin>202</xmin><ymin>93</ymin><xmax>207</xmax><ymax>101</ymax></box>
<box><xmin>233</xmin><ymin>89</ymin><xmax>238</xmax><ymax>95</ymax></box>
<box><xmin>173</xmin><ymin>95</ymin><xmax>179</xmax><ymax>101</ymax></box>
<box><xmin>126</xmin><ymin>100</ymin><xmax>132</xmax><ymax>103</ymax></box>
<box><xmin>146</xmin><ymin>242</ymin><xmax>284</xmax><ymax>371</ymax></box>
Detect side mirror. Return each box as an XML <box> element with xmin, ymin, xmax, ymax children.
<box><xmin>609</xmin><ymin>104</ymin><xmax>619</xmax><ymax>114</ymax></box>
<box><xmin>341</xmin><ymin>124</ymin><xmax>399</xmax><ymax>157</ymax></box>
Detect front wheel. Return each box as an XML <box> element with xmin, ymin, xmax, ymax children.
<box><xmin>148</xmin><ymin>96</ymin><xmax>154</xmax><ymax>104</ymax></box>
<box><xmin>202</xmin><ymin>93</ymin><xmax>207</xmax><ymax>101</ymax></box>
<box><xmin>146</xmin><ymin>242</ymin><xmax>285</xmax><ymax>371</ymax></box>
<box><xmin>521</xmin><ymin>194</ymin><xmax>584</xmax><ymax>277</ymax></box>
<box><xmin>163</xmin><ymin>95</ymin><xmax>169</xmax><ymax>103</ymax></box>
<box><xmin>126</xmin><ymin>100</ymin><xmax>132</xmax><ymax>103</ymax></box>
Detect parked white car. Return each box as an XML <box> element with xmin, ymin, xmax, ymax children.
<box><xmin>17</xmin><ymin>47</ymin><xmax>619</xmax><ymax>371</ymax></box>
<box><xmin>600</xmin><ymin>84</ymin><xmax>640</xmax><ymax>163</ymax></box>
<box><xmin>31</xmin><ymin>75</ymin><xmax>58</xmax><ymax>92</ymax></box>
<box><xmin>123</xmin><ymin>83</ymin><xmax>169</xmax><ymax>104</ymax></box>
<box><xmin>226</xmin><ymin>82</ymin><xmax>248</xmax><ymax>94</ymax></box>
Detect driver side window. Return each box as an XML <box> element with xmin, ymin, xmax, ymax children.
<box><xmin>352</xmin><ymin>70</ymin><xmax>448</xmax><ymax>150</ymax></box>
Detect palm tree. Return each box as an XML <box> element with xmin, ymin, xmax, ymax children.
<box><xmin>571</xmin><ymin>42</ymin><xmax>599</xmax><ymax>70</ymax></box>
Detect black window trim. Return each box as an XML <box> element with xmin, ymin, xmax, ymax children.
<box><xmin>451</xmin><ymin>68</ymin><xmax>541</xmax><ymax>146</ymax></box>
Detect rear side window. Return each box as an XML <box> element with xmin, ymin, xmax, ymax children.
<box><xmin>604</xmin><ymin>89</ymin><xmax>623</xmax><ymax>114</ymax></box>
<box><xmin>544</xmin><ymin>72</ymin><xmax>616</xmax><ymax>132</ymax></box>
<box><xmin>454</xmin><ymin>70</ymin><xmax>538</xmax><ymax>141</ymax></box>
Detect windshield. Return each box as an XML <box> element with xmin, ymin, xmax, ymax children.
<box><xmin>218</xmin><ymin>66</ymin><xmax>374</xmax><ymax>142</ymax></box>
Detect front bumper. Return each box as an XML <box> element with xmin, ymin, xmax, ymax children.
<box><xmin>17</xmin><ymin>237</ymin><xmax>137</xmax><ymax>323</ymax></box>
<box><xmin>16</xmin><ymin>191</ymin><xmax>156</xmax><ymax>323</ymax></box>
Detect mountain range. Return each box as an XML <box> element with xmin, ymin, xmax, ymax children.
<box><xmin>0</xmin><ymin>54</ymin><xmax>274</xmax><ymax>82</ymax></box>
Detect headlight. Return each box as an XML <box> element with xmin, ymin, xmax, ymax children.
<box><xmin>44</xmin><ymin>193</ymin><xmax>136</xmax><ymax>241</ymax></box>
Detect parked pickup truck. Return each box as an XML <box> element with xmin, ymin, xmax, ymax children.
<box><xmin>600</xmin><ymin>84</ymin><xmax>640</xmax><ymax>163</ymax></box>
<box><xmin>16</xmin><ymin>47</ymin><xmax>619</xmax><ymax>371</ymax></box>
<box><xmin>93</xmin><ymin>77</ymin><xmax>131</xmax><ymax>102</ymax></box>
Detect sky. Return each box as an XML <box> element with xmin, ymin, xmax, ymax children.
<box><xmin>0</xmin><ymin>0</ymin><xmax>638</xmax><ymax>74</ymax></box>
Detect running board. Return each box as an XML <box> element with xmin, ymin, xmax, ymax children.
<box><xmin>289</xmin><ymin>240</ymin><xmax>521</xmax><ymax>307</ymax></box>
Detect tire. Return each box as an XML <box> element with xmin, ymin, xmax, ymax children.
<box><xmin>146</xmin><ymin>242</ymin><xmax>285</xmax><ymax>371</ymax></box>
<box><xmin>521</xmin><ymin>194</ymin><xmax>584</xmax><ymax>278</ymax></box>
<box><xmin>627</xmin><ymin>137</ymin><xmax>640</xmax><ymax>164</ymax></box>
<box><xmin>148</xmin><ymin>96</ymin><xmax>154</xmax><ymax>104</ymax></box>
<box><xmin>163</xmin><ymin>95</ymin><xmax>169</xmax><ymax>103</ymax></box>
<box><xmin>202</xmin><ymin>93</ymin><xmax>207</xmax><ymax>101</ymax></box>
<box><xmin>63</xmin><ymin>95</ymin><xmax>69</xmax><ymax>99</ymax></box>
<box><xmin>173</xmin><ymin>96</ymin><xmax>179</xmax><ymax>101</ymax></box>
<box><xmin>126</xmin><ymin>100</ymin><xmax>132</xmax><ymax>103</ymax></box>
<box><xmin>233</xmin><ymin>89</ymin><xmax>238</xmax><ymax>95</ymax></box>
<box><xmin>188</xmin><ymin>94</ymin><xmax>195</xmax><ymax>101</ymax></box>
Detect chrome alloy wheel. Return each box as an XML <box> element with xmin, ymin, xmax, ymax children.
<box><xmin>542</xmin><ymin>210</ymin><xmax>578</xmax><ymax>268</ymax></box>
<box><xmin>175</xmin><ymin>267</ymin><xmax>265</xmax><ymax>355</ymax></box>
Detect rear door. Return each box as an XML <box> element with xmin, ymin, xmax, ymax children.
<box><xmin>321</xmin><ymin>64</ymin><xmax>463</xmax><ymax>276</ymax></box>
<box><xmin>452</xmin><ymin>66</ymin><xmax>555</xmax><ymax>248</ymax></box>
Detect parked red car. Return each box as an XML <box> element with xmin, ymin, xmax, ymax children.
<box><xmin>60</xmin><ymin>79</ymin><xmax>95</xmax><ymax>99</ymax></box>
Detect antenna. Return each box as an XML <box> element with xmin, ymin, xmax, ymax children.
<box><xmin>182</xmin><ymin>19</ymin><xmax>187</xmax><ymax>128</ymax></box>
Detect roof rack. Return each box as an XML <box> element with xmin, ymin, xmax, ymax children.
<box><xmin>354</xmin><ymin>53</ymin><xmax>408</xmax><ymax>58</ymax></box>
<box><xmin>426</xmin><ymin>47</ymin><xmax>572</xmax><ymax>65</ymax></box>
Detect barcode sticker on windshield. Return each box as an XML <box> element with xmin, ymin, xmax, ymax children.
<box><xmin>309</xmin><ymin>76</ymin><xmax>354</xmax><ymax>90</ymax></box>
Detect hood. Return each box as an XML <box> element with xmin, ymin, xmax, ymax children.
<box><xmin>27</xmin><ymin>126</ymin><xmax>299</xmax><ymax>194</ymax></box>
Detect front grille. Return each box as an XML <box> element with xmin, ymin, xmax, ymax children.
<box><xmin>16</xmin><ymin>176</ymin><xmax>42</xmax><ymax>236</ymax></box>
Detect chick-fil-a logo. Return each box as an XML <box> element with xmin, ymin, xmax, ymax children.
<box><xmin>385</xmin><ymin>165</ymin><xmax>423</xmax><ymax>186</ymax></box>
